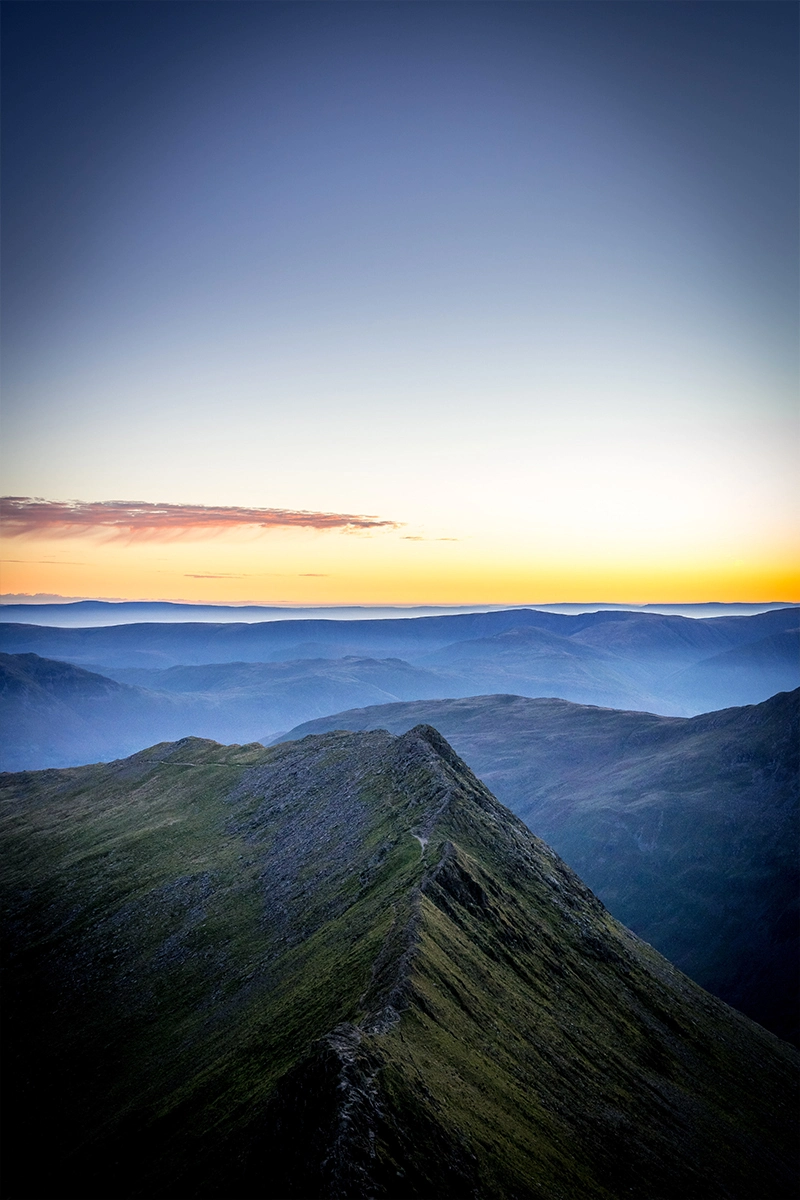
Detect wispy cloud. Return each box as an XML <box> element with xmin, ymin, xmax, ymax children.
<box><xmin>0</xmin><ymin>497</ymin><xmax>400</xmax><ymax>541</ymax></box>
<box><xmin>0</xmin><ymin>593</ymin><xmax>126</xmax><ymax>602</ymax></box>
<box><xmin>401</xmin><ymin>535</ymin><xmax>458</xmax><ymax>542</ymax></box>
<box><xmin>183</xmin><ymin>572</ymin><xmax>331</xmax><ymax>579</ymax></box>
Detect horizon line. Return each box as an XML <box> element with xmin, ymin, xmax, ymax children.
<box><xmin>1</xmin><ymin>595</ymin><xmax>797</xmax><ymax>609</ymax></box>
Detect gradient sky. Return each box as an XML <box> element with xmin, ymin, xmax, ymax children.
<box><xmin>2</xmin><ymin>1</ymin><xmax>797</xmax><ymax>604</ymax></box>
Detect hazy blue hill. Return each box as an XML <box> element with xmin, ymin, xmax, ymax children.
<box><xmin>4</xmin><ymin>606</ymin><xmax>795</xmax><ymax>669</ymax></box>
<box><xmin>0</xmin><ymin>651</ymin><xmax>126</xmax><ymax>700</ymax></box>
<box><xmin>2</xmin><ymin>607</ymin><xmax>796</xmax><ymax>714</ymax></box>
<box><xmin>415</xmin><ymin>624</ymin><xmax>660</xmax><ymax>710</ymax></box>
<box><xmin>566</xmin><ymin>610</ymin><xmax>734</xmax><ymax>660</ymax></box>
<box><xmin>0</xmin><ymin>652</ymin><xmax>183</xmax><ymax>771</ymax></box>
<box><xmin>664</xmin><ymin>627</ymin><xmax>800</xmax><ymax>710</ymax></box>
<box><xmin>0</xmin><ymin>609</ymin><xmax>594</xmax><ymax>669</ymax></box>
<box><xmin>1</xmin><ymin>728</ymin><xmax>796</xmax><ymax>1198</ymax></box>
<box><xmin>639</xmin><ymin>602</ymin><xmax>797</xmax><ymax>617</ymax></box>
<box><xmin>568</xmin><ymin>606</ymin><xmax>800</xmax><ymax>662</ymax></box>
<box><xmin>704</xmin><ymin>606</ymin><xmax>800</xmax><ymax>642</ymax></box>
<box><xmin>408</xmin><ymin>609</ymin><xmax>799</xmax><ymax>713</ymax></box>
<box><xmin>1</xmin><ymin>651</ymin><xmax>458</xmax><ymax>769</ymax></box>
<box><xmin>104</xmin><ymin>655</ymin><xmax>446</xmax><ymax>697</ymax></box>
<box><xmin>282</xmin><ymin>690</ymin><xmax>800</xmax><ymax>1043</ymax></box>
<box><xmin>0</xmin><ymin>601</ymin><xmax>498</xmax><ymax>626</ymax></box>
<box><xmin>101</xmin><ymin>654</ymin><xmax>459</xmax><ymax>739</ymax></box>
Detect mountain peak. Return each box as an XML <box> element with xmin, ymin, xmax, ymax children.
<box><xmin>400</xmin><ymin>720</ymin><xmax>470</xmax><ymax>769</ymax></box>
<box><xmin>1</xmin><ymin>728</ymin><xmax>797</xmax><ymax>1198</ymax></box>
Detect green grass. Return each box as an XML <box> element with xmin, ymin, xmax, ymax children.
<box><xmin>2</xmin><ymin>727</ymin><xmax>797</xmax><ymax>1199</ymax></box>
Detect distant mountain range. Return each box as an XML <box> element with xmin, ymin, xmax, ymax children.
<box><xmin>2</xmin><ymin>727</ymin><xmax>796</xmax><ymax>1198</ymax></box>
<box><xmin>1</xmin><ymin>606</ymin><xmax>797</xmax><ymax>723</ymax></box>
<box><xmin>284</xmin><ymin>690</ymin><xmax>800</xmax><ymax>1044</ymax></box>
<box><xmin>1</xmin><ymin>598</ymin><xmax>794</xmax><ymax>626</ymax></box>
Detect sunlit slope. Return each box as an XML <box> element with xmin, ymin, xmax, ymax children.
<box><xmin>284</xmin><ymin>691</ymin><xmax>800</xmax><ymax>1043</ymax></box>
<box><xmin>1</xmin><ymin>728</ymin><xmax>797</xmax><ymax>1198</ymax></box>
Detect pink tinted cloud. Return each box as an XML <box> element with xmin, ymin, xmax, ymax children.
<box><xmin>0</xmin><ymin>497</ymin><xmax>400</xmax><ymax>541</ymax></box>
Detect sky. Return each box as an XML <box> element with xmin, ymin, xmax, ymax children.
<box><xmin>1</xmin><ymin>1</ymin><xmax>797</xmax><ymax>606</ymax></box>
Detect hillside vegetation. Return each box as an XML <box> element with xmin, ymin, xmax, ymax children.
<box><xmin>285</xmin><ymin>690</ymin><xmax>800</xmax><ymax>1042</ymax></box>
<box><xmin>1</xmin><ymin>728</ymin><xmax>797</xmax><ymax>1198</ymax></box>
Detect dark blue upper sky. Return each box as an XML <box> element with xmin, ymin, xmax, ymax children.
<box><xmin>5</xmin><ymin>2</ymin><xmax>795</xmax><ymax>344</ymax></box>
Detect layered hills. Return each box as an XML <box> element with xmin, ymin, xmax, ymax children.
<box><xmin>1</xmin><ymin>727</ymin><xmax>797</xmax><ymax>1199</ymax></box>
<box><xmin>1</xmin><ymin>599</ymin><xmax>792</xmax><ymax>626</ymax></box>
<box><xmin>0</xmin><ymin>653</ymin><xmax>182</xmax><ymax>770</ymax></box>
<box><xmin>1</xmin><ymin>605</ymin><xmax>797</xmax><ymax>717</ymax></box>
<box><xmin>0</xmin><ymin>651</ymin><xmax>453</xmax><ymax>770</ymax></box>
<box><xmin>286</xmin><ymin>690</ymin><xmax>800</xmax><ymax>1043</ymax></box>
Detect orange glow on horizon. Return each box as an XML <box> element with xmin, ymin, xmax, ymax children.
<box><xmin>2</xmin><ymin>526</ymin><xmax>797</xmax><ymax>607</ymax></box>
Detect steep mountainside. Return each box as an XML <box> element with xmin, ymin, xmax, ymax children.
<box><xmin>284</xmin><ymin>690</ymin><xmax>800</xmax><ymax>1042</ymax></box>
<box><xmin>1</xmin><ymin>728</ymin><xmax>797</xmax><ymax>1199</ymax></box>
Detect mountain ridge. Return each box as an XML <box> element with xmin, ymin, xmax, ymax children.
<box><xmin>1</xmin><ymin>726</ymin><xmax>797</xmax><ymax>1198</ymax></box>
<box><xmin>282</xmin><ymin>689</ymin><xmax>800</xmax><ymax>1043</ymax></box>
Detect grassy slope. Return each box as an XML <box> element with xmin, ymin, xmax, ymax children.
<box><xmin>1</xmin><ymin>729</ymin><xmax>797</xmax><ymax>1198</ymax></box>
<box><xmin>381</xmin><ymin>807</ymin><xmax>795</xmax><ymax>1198</ymax></box>
<box><xmin>282</xmin><ymin>691</ymin><xmax>799</xmax><ymax>1042</ymax></box>
<box><xmin>1</xmin><ymin>733</ymin><xmax>438</xmax><ymax>1198</ymax></box>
